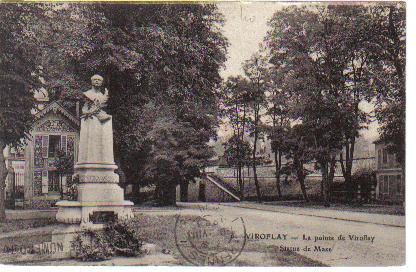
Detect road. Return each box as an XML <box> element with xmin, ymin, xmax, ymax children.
<box><xmin>143</xmin><ymin>202</ymin><xmax>405</xmax><ymax>266</ymax></box>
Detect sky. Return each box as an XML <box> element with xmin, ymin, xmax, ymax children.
<box><xmin>216</xmin><ymin>1</ymin><xmax>379</xmax><ymax>142</ymax></box>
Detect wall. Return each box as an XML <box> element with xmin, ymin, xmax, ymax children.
<box><xmin>375</xmin><ymin>143</ymin><xmax>404</xmax><ymax>203</ymax></box>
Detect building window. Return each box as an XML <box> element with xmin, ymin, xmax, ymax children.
<box><xmin>383</xmin><ymin>175</ymin><xmax>389</xmax><ymax>194</ymax></box>
<box><xmin>378</xmin><ymin>150</ymin><xmax>382</xmax><ymax>168</ymax></box>
<box><xmin>48</xmin><ymin>171</ymin><xmax>60</xmax><ymax>193</ymax></box>
<box><xmin>388</xmin><ymin>175</ymin><xmax>396</xmax><ymax>195</ymax></box>
<box><xmin>382</xmin><ymin>149</ymin><xmax>388</xmax><ymax>164</ymax></box>
<box><xmin>48</xmin><ymin>135</ymin><xmax>61</xmax><ymax>158</ymax></box>
<box><xmin>397</xmin><ymin>175</ymin><xmax>402</xmax><ymax>195</ymax></box>
<box><xmin>379</xmin><ymin>175</ymin><xmax>387</xmax><ymax>195</ymax></box>
<box><xmin>379</xmin><ymin>176</ymin><xmax>383</xmax><ymax>194</ymax></box>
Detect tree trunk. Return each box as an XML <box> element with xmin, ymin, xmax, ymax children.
<box><xmin>274</xmin><ymin>151</ymin><xmax>282</xmax><ymax>198</ymax></box>
<box><xmin>0</xmin><ymin>142</ymin><xmax>8</xmax><ymax>222</ymax></box>
<box><xmin>130</xmin><ymin>182</ymin><xmax>140</xmax><ymax>204</ymax></box>
<box><xmin>298</xmin><ymin>175</ymin><xmax>309</xmax><ymax>202</ymax></box>
<box><xmin>328</xmin><ymin>156</ymin><xmax>336</xmax><ymax>202</ymax></box>
<box><xmin>180</xmin><ymin>181</ymin><xmax>188</xmax><ymax>202</ymax></box>
<box><xmin>252</xmin><ymin>125</ymin><xmax>262</xmax><ymax>203</ymax></box>
<box><xmin>60</xmin><ymin>175</ymin><xmax>63</xmax><ymax>199</ymax></box>
<box><xmin>294</xmin><ymin>155</ymin><xmax>309</xmax><ymax>202</ymax></box>
<box><xmin>154</xmin><ymin>182</ymin><xmax>161</xmax><ymax>202</ymax></box>
<box><xmin>9</xmin><ymin>167</ymin><xmax>15</xmax><ymax>210</ymax></box>
<box><xmin>340</xmin><ymin>137</ymin><xmax>356</xmax><ymax>201</ymax></box>
<box><xmin>321</xmin><ymin>162</ymin><xmax>330</xmax><ymax>207</ymax></box>
<box><xmin>160</xmin><ymin>182</ymin><xmax>176</xmax><ymax>206</ymax></box>
<box><xmin>238</xmin><ymin>165</ymin><xmax>244</xmax><ymax>200</ymax></box>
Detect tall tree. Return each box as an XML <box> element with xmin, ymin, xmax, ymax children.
<box><xmin>0</xmin><ymin>4</ymin><xmax>43</xmax><ymax>221</ymax></box>
<box><xmin>221</xmin><ymin>76</ymin><xmax>252</xmax><ymax>198</ymax></box>
<box><xmin>369</xmin><ymin>5</ymin><xmax>405</xmax><ymax>169</ymax></box>
<box><xmin>25</xmin><ymin>3</ymin><xmax>228</xmax><ymax>204</ymax></box>
<box><xmin>243</xmin><ymin>53</ymin><xmax>269</xmax><ymax>202</ymax></box>
<box><xmin>281</xmin><ymin>125</ymin><xmax>313</xmax><ymax>202</ymax></box>
<box><xmin>266</xmin><ymin>6</ymin><xmax>346</xmax><ymax>205</ymax></box>
<box><xmin>222</xmin><ymin>134</ymin><xmax>252</xmax><ymax>198</ymax></box>
<box><xmin>265</xmin><ymin>67</ymin><xmax>291</xmax><ymax>199</ymax></box>
<box><xmin>143</xmin><ymin>105</ymin><xmax>215</xmax><ymax>205</ymax></box>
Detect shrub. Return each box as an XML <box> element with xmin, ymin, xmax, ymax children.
<box><xmin>71</xmin><ymin>220</ymin><xmax>144</xmax><ymax>261</ymax></box>
<box><xmin>352</xmin><ymin>168</ymin><xmax>376</xmax><ymax>186</ymax></box>
<box><xmin>71</xmin><ymin>230</ymin><xmax>114</xmax><ymax>262</ymax></box>
<box><xmin>105</xmin><ymin>221</ymin><xmax>144</xmax><ymax>257</ymax></box>
<box><xmin>66</xmin><ymin>174</ymin><xmax>79</xmax><ymax>201</ymax></box>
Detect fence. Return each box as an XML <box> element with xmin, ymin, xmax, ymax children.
<box><xmin>204</xmin><ymin>157</ymin><xmax>376</xmax><ymax>202</ymax></box>
<box><xmin>5</xmin><ymin>167</ymin><xmax>25</xmax><ymax>209</ymax></box>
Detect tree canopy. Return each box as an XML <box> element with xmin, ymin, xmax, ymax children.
<box><xmin>0</xmin><ymin>3</ymin><xmax>228</xmax><ymax>206</ymax></box>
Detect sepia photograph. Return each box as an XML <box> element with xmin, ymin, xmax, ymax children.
<box><xmin>0</xmin><ymin>0</ymin><xmax>406</xmax><ymax>268</ymax></box>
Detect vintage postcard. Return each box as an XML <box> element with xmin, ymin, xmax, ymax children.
<box><xmin>0</xmin><ymin>0</ymin><xmax>406</xmax><ymax>268</ymax></box>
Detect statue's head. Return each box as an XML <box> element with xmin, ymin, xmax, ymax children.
<box><xmin>91</xmin><ymin>74</ymin><xmax>104</xmax><ymax>87</ymax></box>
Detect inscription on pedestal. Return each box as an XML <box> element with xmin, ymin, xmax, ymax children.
<box><xmin>80</xmin><ymin>175</ymin><xmax>118</xmax><ymax>183</ymax></box>
<box><xmin>89</xmin><ymin>211</ymin><xmax>118</xmax><ymax>224</ymax></box>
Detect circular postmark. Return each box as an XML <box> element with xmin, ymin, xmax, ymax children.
<box><xmin>174</xmin><ymin>213</ymin><xmax>246</xmax><ymax>266</ymax></box>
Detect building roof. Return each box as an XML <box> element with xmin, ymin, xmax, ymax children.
<box><xmin>34</xmin><ymin>100</ymin><xmax>80</xmax><ymax>128</ymax></box>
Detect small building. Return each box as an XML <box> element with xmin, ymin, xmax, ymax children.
<box><xmin>374</xmin><ymin>140</ymin><xmax>404</xmax><ymax>203</ymax></box>
<box><xmin>4</xmin><ymin>89</ymin><xmax>81</xmax><ymax>209</ymax></box>
<box><xmin>23</xmin><ymin>101</ymin><xmax>80</xmax><ymax>208</ymax></box>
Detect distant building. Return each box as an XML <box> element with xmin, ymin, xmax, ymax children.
<box><xmin>5</xmin><ymin>91</ymin><xmax>80</xmax><ymax>208</ymax></box>
<box><xmin>23</xmin><ymin>101</ymin><xmax>80</xmax><ymax>208</ymax></box>
<box><xmin>374</xmin><ymin>140</ymin><xmax>404</xmax><ymax>203</ymax></box>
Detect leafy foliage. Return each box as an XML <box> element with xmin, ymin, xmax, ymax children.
<box><xmin>104</xmin><ymin>221</ymin><xmax>144</xmax><ymax>257</ymax></box>
<box><xmin>1</xmin><ymin>3</ymin><xmax>228</xmax><ymax>205</ymax></box>
<box><xmin>368</xmin><ymin>5</ymin><xmax>405</xmax><ymax>165</ymax></box>
<box><xmin>352</xmin><ymin>168</ymin><xmax>376</xmax><ymax>186</ymax></box>
<box><xmin>66</xmin><ymin>174</ymin><xmax>79</xmax><ymax>201</ymax></box>
<box><xmin>263</xmin><ymin>4</ymin><xmax>405</xmax><ymax>204</ymax></box>
<box><xmin>143</xmin><ymin>105</ymin><xmax>215</xmax><ymax>204</ymax></box>
<box><xmin>0</xmin><ymin>4</ymin><xmax>47</xmax><ymax>220</ymax></box>
<box><xmin>71</xmin><ymin>220</ymin><xmax>144</xmax><ymax>261</ymax></box>
<box><xmin>222</xmin><ymin>135</ymin><xmax>252</xmax><ymax>168</ymax></box>
<box><xmin>50</xmin><ymin>4</ymin><xmax>227</xmax><ymax>204</ymax></box>
<box><xmin>71</xmin><ymin>229</ymin><xmax>114</xmax><ymax>262</ymax></box>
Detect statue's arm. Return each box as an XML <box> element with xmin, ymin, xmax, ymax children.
<box><xmin>80</xmin><ymin>93</ymin><xmax>101</xmax><ymax>120</ymax></box>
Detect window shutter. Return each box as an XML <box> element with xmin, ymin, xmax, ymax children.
<box><xmin>61</xmin><ymin>135</ymin><xmax>67</xmax><ymax>154</ymax></box>
<box><xmin>41</xmin><ymin>135</ymin><xmax>49</xmax><ymax>158</ymax></box>
<box><xmin>41</xmin><ymin>170</ymin><xmax>48</xmax><ymax>194</ymax></box>
<box><xmin>377</xmin><ymin>150</ymin><xmax>382</xmax><ymax>168</ymax></box>
<box><xmin>384</xmin><ymin>176</ymin><xmax>389</xmax><ymax>195</ymax></box>
<box><xmin>382</xmin><ymin>149</ymin><xmax>388</xmax><ymax>165</ymax></box>
<box><xmin>62</xmin><ymin>175</ymin><xmax>67</xmax><ymax>193</ymax></box>
<box><xmin>379</xmin><ymin>177</ymin><xmax>384</xmax><ymax>195</ymax></box>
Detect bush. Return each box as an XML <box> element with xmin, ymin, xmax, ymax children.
<box><xmin>71</xmin><ymin>230</ymin><xmax>114</xmax><ymax>262</ymax></box>
<box><xmin>71</xmin><ymin>220</ymin><xmax>144</xmax><ymax>261</ymax></box>
<box><xmin>104</xmin><ymin>221</ymin><xmax>144</xmax><ymax>257</ymax></box>
<box><xmin>352</xmin><ymin>168</ymin><xmax>376</xmax><ymax>186</ymax></box>
<box><xmin>66</xmin><ymin>174</ymin><xmax>79</xmax><ymax>201</ymax></box>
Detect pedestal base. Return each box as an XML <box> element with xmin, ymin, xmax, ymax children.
<box><xmin>51</xmin><ymin>225</ymin><xmax>82</xmax><ymax>258</ymax></box>
<box><xmin>56</xmin><ymin>200</ymin><xmax>134</xmax><ymax>226</ymax></box>
<box><xmin>57</xmin><ymin>161</ymin><xmax>134</xmax><ymax>226</ymax></box>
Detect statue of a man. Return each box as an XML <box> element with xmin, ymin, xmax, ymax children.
<box><xmin>82</xmin><ymin>74</ymin><xmax>111</xmax><ymax>123</ymax></box>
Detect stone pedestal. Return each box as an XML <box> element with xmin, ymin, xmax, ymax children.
<box><xmin>55</xmin><ymin>84</ymin><xmax>134</xmax><ymax>226</ymax></box>
<box><xmin>55</xmin><ymin>162</ymin><xmax>134</xmax><ymax>226</ymax></box>
<box><xmin>53</xmin><ymin>76</ymin><xmax>135</xmax><ymax>258</ymax></box>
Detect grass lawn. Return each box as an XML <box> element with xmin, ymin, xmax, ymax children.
<box><xmin>129</xmin><ymin>213</ymin><xmax>325</xmax><ymax>266</ymax></box>
<box><xmin>0</xmin><ymin>218</ymin><xmax>57</xmax><ymax>233</ymax></box>
<box><xmin>0</xmin><ymin>214</ymin><xmax>324</xmax><ymax>266</ymax></box>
